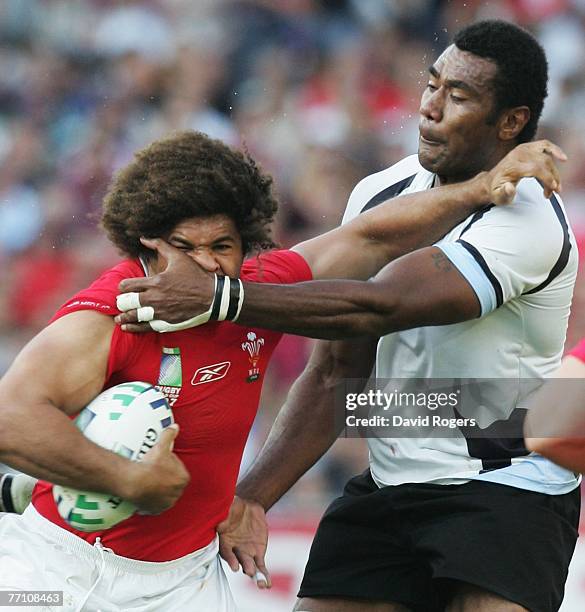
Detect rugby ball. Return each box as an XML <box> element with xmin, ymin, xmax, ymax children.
<box><xmin>53</xmin><ymin>381</ymin><xmax>174</xmax><ymax>532</ymax></box>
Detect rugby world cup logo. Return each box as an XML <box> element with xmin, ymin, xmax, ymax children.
<box><xmin>241</xmin><ymin>332</ymin><xmax>265</xmax><ymax>382</ymax></box>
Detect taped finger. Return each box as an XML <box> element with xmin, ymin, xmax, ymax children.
<box><xmin>137</xmin><ymin>306</ymin><xmax>155</xmax><ymax>322</ymax></box>
<box><xmin>116</xmin><ymin>292</ymin><xmax>142</xmax><ymax>311</ymax></box>
<box><xmin>253</xmin><ymin>571</ymin><xmax>268</xmax><ymax>586</ymax></box>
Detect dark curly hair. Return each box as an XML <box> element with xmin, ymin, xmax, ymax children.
<box><xmin>454</xmin><ymin>20</ymin><xmax>548</xmax><ymax>143</ymax></box>
<box><xmin>101</xmin><ymin>131</ymin><xmax>278</xmax><ymax>258</ymax></box>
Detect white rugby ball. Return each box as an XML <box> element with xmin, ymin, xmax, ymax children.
<box><xmin>53</xmin><ymin>381</ymin><xmax>174</xmax><ymax>532</ymax></box>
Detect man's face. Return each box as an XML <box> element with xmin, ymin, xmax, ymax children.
<box><xmin>418</xmin><ymin>45</ymin><xmax>501</xmax><ymax>182</ymax></box>
<box><xmin>164</xmin><ymin>214</ymin><xmax>244</xmax><ymax>278</ymax></box>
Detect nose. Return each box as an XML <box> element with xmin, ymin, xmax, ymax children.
<box><xmin>191</xmin><ymin>248</ymin><xmax>221</xmax><ymax>273</ymax></box>
<box><xmin>419</xmin><ymin>88</ymin><xmax>443</xmax><ymax>123</ymax></box>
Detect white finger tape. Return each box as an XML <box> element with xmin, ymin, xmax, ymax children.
<box><xmin>116</xmin><ymin>292</ymin><xmax>142</xmax><ymax>311</ymax></box>
<box><xmin>253</xmin><ymin>571</ymin><xmax>268</xmax><ymax>584</ymax></box>
<box><xmin>137</xmin><ymin>306</ymin><xmax>155</xmax><ymax>322</ymax></box>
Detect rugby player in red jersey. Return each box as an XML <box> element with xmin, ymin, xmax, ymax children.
<box><xmin>0</xmin><ymin>129</ymin><xmax>562</xmax><ymax>609</ymax></box>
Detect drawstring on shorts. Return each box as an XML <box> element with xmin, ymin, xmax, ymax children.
<box><xmin>73</xmin><ymin>537</ymin><xmax>114</xmax><ymax>612</ymax></box>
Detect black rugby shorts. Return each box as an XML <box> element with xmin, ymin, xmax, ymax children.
<box><xmin>298</xmin><ymin>470</ymin><xmax>580</xmax><ymax>612</ymax></box>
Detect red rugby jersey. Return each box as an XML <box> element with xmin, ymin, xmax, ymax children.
<box><xmin>32</xmin><ymin>249</ymin><xmax>312</xmax><ymax>561</ymax></box>
<box><xmin>569</xmin><ymin>338</ymin><xmax>585</xmax><ymax>363</ymax></box>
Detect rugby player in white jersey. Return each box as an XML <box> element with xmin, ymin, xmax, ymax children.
<box><xmin>0</xmin><ymin>123</ymin><xmax>561</xmax><ymax>610</ymax></box>
<box><xmin>117</xmin><ymin>20</ymin><xmax>578</xmax><ymax>612</ymax></box>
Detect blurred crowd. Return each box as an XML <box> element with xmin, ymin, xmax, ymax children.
<box><xmin>1</xmin><ymin>0</ymin><xmax>585</xmax><ymax>513</ymax></box>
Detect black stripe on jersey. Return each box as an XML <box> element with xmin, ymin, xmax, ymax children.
<box><xmin>457</xmin><ymin>239</ymin><xmax>504</xmax><ymax>308</ymax></box>
<box><xmin>454</xmin><ymin>407</ymin><xmax>529</xmax><ymax>472</ymax></box>
<box><xmin>360</xmin><ymin>174</ymin><xmax>417</xmax><ymax>214</ymax></box>
<box><xmin>459</xmin><ymin>204</ymin><xmax>495</xmax><ymax>237</ymax></box>
<box><xmin>524</xmin><ymin>194</ymin><xmax>571</xmax><ymax>295</ymax></box>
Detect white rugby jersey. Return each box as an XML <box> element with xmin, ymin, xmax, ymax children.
<box><xmin>342</xmin><ymin>154</ymin><xmax>579</xmax><ymax>495</ymax></box>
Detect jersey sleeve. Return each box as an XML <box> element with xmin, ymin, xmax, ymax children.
<box><xmin>569</xmin><ymin>338</ymin><xmax>585</xmax><ymax>363</ymax></box>
<box><xmin>50</xmin><ymin>260</ymin><xmax>145</xmax><ymax>321</ymax></box>
<box><xmin>437</xmin><ymin>182</ymin><xmax>571</xmax><ymax>317</ymax></box>
<box><xmin>241</xmin><ymin>249</ymin><xmax>313</xmax><ymax>284</ymax></box>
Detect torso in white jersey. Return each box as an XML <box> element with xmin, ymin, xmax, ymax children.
<box><xmin>342</xmin><ymin>154</ymin><xmax>579</xmax><ymax>495</ymax></box>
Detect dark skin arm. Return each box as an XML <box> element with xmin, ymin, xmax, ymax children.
<box><xmin>210</xmin><ymin>250</ymin><xmax>474</xmax><ymax>580</ymax></box>
<box><xmin>237</xmin><ymin>336</ymin><xmax>377</xmax><ymax>509</ymax></box>
<box><xmin>218</xmin><ymin>336</ymin><xmax>377</xmax><ymax>585</ymax></box>
<box><xmin>119</xmin><ymin>245</ymin><xmax>480</xmax><ymax>340</ymax></box>
<box><xmin>232</xmin><ymin>246</ymin><xmax>479</xmax><ymax>339</ymax></box>
<box><xmin>115</xmin><ymin>139</ymin><xmax>564</xmax><ymax>331</ymax></box>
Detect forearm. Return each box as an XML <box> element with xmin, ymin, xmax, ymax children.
<box><xmin>237</xmin><ymin>279</ymin><xmax>391</xmax><ymax>340</ymax></box>
<box><xmin>363</xmin><ymin>172</ymin><xmax>490</xmax><ymax>261</ymax></box>
<box><xmin>236</xmin><ymin>372</ymin><xmax>338</xmax><ymax>510</ymax></box>
<box><xmin>0</xmin><ymin>401</ymin><xmax>139</xmax><ymax>498</ymax></box>
<box><xmin>236</xmin><ymin>246</ymin><xmax>479</xmax><ymax>339</ymax></box>
<box><xmin>237</xmin><ymin>339</ymin><xmax>375</xmax><ymax>510</ymax></box>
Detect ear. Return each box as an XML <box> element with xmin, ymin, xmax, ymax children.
<box><xmin>498</xmin><ymin>106</ymin><xmax>530</xmax><ymax>141</ymax></box>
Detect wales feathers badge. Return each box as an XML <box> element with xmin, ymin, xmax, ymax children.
<box><xmin>241</xmin><ymin>332</ymin><xmax>265</xmax><ymax>382</ymax></box>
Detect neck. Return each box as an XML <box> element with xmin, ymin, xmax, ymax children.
<box><xmin>436</xmin><ymin>141</ymin><xmax>515</xmax><ymax>187</ymax></box>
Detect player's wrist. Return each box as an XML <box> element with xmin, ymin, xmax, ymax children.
<box><xmin>468</xmin><ymin>171</ymin><xmax>492</xmax><ymax>206</ymax></box>
<box><xmin>209</xmin><ymin>275</ymin><xmax>245</xmax><ymax>323</ymax></box>
<box><xmin>114</xmin><ymin>460</ymin><xmax>146</xmax><ymax>504</ymax></box>
<box><xmin>235</xmin><ymin>483</ymin><xmax>272</xmax><ymax>512</ymax></box>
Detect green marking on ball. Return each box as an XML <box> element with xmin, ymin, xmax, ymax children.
<box><xmin>109</xmin><ymin>412</ymin><xmax>122</xmax><ymax>420</ymax></box>
<box><xmin>69</xmin><ymin>512</ymin><xmax>105</xmax><ymax>526</ymax></box>
<box><xmin>75</xmin><ymin>494</ymin><xmax>99</xmax><ymax>510</ymax></box>
<box><xmin>115</xmin><ymin>382</ymin><xmax>152</xmax><ymax>393</ymax></box>
<box><xmin>112</xmin><ymin>393</ymin><xmax>137</xmax><ymax>406</ymax></box>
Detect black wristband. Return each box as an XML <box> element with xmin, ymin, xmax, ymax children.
<box><xmin>226</xmin><ymin>278</ymin><xmax>241</xmax><ymax>321</ymax></box>
<box><xmin>210</xmin><ymin>275</ymin><xmax>225</xmax><ymax>321</ymax></box>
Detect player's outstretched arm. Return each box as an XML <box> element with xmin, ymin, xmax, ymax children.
<box><xmin>293</xmin><ymin>140</ymin><xmax>565</xmax><ymax>280</ymax></box>
<box><xmin>115</xmin><ymin>140</ymin><xmax>565</xmax><ymax>331</ymax></box>
<box><xmin>218</xmin><ymin>336</ymin><xmax>377</xmax><ymax>581</ymax></box>
<box><xmin>226</xmin><ymin>246</ymin><xmax>479</xmax><ymax>339</ymax></box>
<box><xmin>0</xmin><ymin>311</ymin><xmax>189</xmax><ymax>514</ymax></box>
<box><xmin>525</xmin><ymin>356</ymin><xmax>585</xmax><ymax>473</ymax></box>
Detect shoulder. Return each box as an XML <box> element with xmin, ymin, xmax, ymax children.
<box><xmin>342</xmin><ymin>154</ymin><xmax>423</xmax><ymax>224</ymax></box>
<box><xmin>241</xmin><ymin>249</ymin><xmax>313</xmax><ymax>284</ymax></box>
<box><xmin>451</xmin><ymin>179</ymin><xmax>576</xmax><ymax>298</ymax></box>
<box><xmin>460</xmin><ymin>179</ymin><xmax>572</xmax><ymax>249</ymax></box>
<box><xmin>51</xmin><ymin>259</ymin><xmax>145</xmax><ymax>322</ymax></box>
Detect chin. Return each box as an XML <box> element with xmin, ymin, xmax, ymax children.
<box><xmin>417</xmin><ymin>149</ymin><xmax>442</xmax><ymax>174</ymax></box>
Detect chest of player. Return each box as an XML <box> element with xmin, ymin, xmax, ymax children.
<box><xmin>111</xmin><ymin>322</ymin><xmax>280</xmax><ymax>446</ymax></box>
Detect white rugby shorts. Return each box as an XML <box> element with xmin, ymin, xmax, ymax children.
<box><xmin>0</xmin><ymin>505</ymin><xmax>237</xmax><ymax>611</ymax></box>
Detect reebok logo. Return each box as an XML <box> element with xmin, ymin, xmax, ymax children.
<box><xmin>191</xmin><ymin>361</ymin><xmax>231</xmax><ymax>386</ymax></box>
